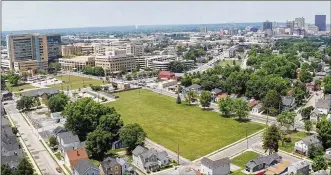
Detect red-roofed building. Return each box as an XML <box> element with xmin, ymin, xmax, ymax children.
<box><xmin>158</xmin><ymin>71</ymin><xmax>179</xmax><ymax>81</ymax></box>
<box><xmin>64</xmin><ymin>147</ymin><xmax>89</xmax><ymax>168</ymax></box>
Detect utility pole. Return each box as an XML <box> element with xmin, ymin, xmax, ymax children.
<box><xmin>246</xmin><ymin>124</ymin><xmax>248</xmax><ymax>149</ymax></box>
<box><xmin>177</xmin><ymin>143</ymin><xmax>180</xmax><ymax>165</ymax></box>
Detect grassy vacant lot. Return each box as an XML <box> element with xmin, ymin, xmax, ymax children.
<box><xmin>6</xmin><ymin>82</ymin><xmax>36</xmax><ymax>92</ymax></box>
<box><xmin>105</xmin><ymin>89</ymin><xmax>264</xmax><ymax>160</ymax></box>
<box><xmin>218</xmin><ymin>60</ymin><xmax>241</xmax><ymax>67</ymax></box>
<box><xmin>47</xmin><ymin>75</ymin><xmax>104</xmax><ymax>90</ymax></box>
<box><xmin>231</xmin><ymin>151</ymin><xmax>259</xmax><ymax>168</ymax></box>
<box><xmin>279</xmin><ymin>131</ymin><xmax>308</xmax><ymax>153</ymax></box>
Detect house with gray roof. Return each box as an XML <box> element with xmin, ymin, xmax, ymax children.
<box><xmin>294</xmin><ymin>135</ymin><xmax>322</xmax><ymax>155</ymax></box>
<box><xmin>245</xmin><ymin>153</ymin><xmax>281</xmax><ymax>173</ymax></box>
<box><xmin>310</xmin><ymin>108</ymin><xmax>321</xmax><ymax>122</ymax></box>
<box><xmin>200</xmin><ymin>157</ymin><xmax>230</xmax><ymax>175</ymax></box>
<box><xmin>21</xmin><ymin>88</ymin><xmax>59</xmax><ymax>97</ymax></box>
<box><xmin>315</xmin><ymin>98</ymin><xmax>331</xmax><ymax>115</ymax></box>
<box><xmin>99</xmin><ymin>156</ymin><xmax>122</xmax><ymax>175</ymax></box>
<box><xmin>325</xmin><ymin>148</ymin><xmax>331</xmax><ymax>161</ymax></box>
<box><xmin>287</xmin><ymin>160</ymin><xmax>311</xmax><ymax>175</ymax></box>
<box><xmin>56</xmin><ymin>131</ymin><xmax>82</xmax><ymax>155</ymax></box>
<box><xmin>281</xmin><ymin>96</ymin><xmax>296</xmax><ymax>111</ymax></box>
<box><xmin>73</xmin><ymin>159</ymin><xmax>100</xmax><ymax>175</ymax></box>
<box><xmin>184</xmin><ymin>84</ymin><xmax>202</xmax><ymax>93</ymax></box>
<box><xmin>132</xmin><ymin>145</ymin><xmax>170</xmax><ymax>173</ymax></box>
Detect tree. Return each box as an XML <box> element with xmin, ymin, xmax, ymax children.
<box><xmin>218</xmin><ymin>97</ymin><xmax>234</xmax><ymax>116</ymax></box>
<box><xmin>97</xmin><ymin>114</ymin><xmax>123</xmax><ymax>135</ymax></box>
<box><xmin>199</xmin><ymin>91</ymin><xmax>212</xmax><ymax>109</ymax></box>
<box><xmin>301</xmin><ymin>106</ymin><xmax>314</xmax><ymax>120</ymax></box>
<box><xmin>120</xmin><ymin>123</ymin><xmax>146</xmax><ymax>152</ymax></box>
<box><xmin>263</xmin><ymin>90</ymin><xmax>282</xmax><ymax>115</ymax></box>
<box><xmin>12</xmin><ymin>127</ymin><xmax>18</xmax><ymax>135</ymax></box>
<box><xmin>263</xmin><ymin>124</ymin><xmax>281</xmax><ymax>155</ymax></box>
<box><xmin>184</xmin><ymin>90</ymin><xmax>197</xmax><ymax>105</ymax></box>
<box><xmin>8</xmin><ymin>74</ymin><xmax>20</xmax><ymax>86</ymax></box>
<box><xmin>312</xmin><ymin>156</ymin><xmax>328</xmax><ymax>172</ymax></box>
<box><xmin>176</xmin><ymin>94</ymin><xmax>181</xmax><ymax>104</ymax></box>
<box><xmin>16</xmin><ymin>158</ymin><xmax>34</xmax><ymax>175</ymax></box>
<box><xmin>86</xmin><ymin>130</ymin><xmax>113</xmax><ymax>160</ymax></box>
<box><xmin>103</xmin><ymin>86</ymin><xmax>109</xmax><ymax>91</ymax></box>
<box><xmin>168</xmin><ymin>61</ymin><xmax>187</xmax><ymax>73</ymax></box>
<box><xmin>1</xmin><ymin>164</ymin><xmax>13</xmax><ymax>175</ymax></box>
<box><xmin>1</xmin><ymin>77</ymin><xmax>6</xmax><ymax>90</ymax></box>
<box><xmin>126</xmin><ymin>74</ymin><xmax>132</xmax><ymax>81</ymax></box>
<box><xmin>308</xmin><ymin>144</ymin><xmax>324</xmax><ymax>159</ymax></box>
<box><xmin>299</xmin><ymin>69</ymin><xmax>313</xmax><ymax>83</ymax></box>
<box><xmin>232</xmin><ymin>98</ymin><xmax>250</xmax><ymax>121</ymax></box>
<box><xmin>304</xmin><ymin>120</ymin><xmax>313</xmax><ymax>133</ymax></box>
<box><xmin>49</xmin><ymin>136</ymin><xmax>57</xmax><ymax>148</ymax></box>
<box><xmin>90</xmin><ymin>85</ymin><xmax>102</xmax><ymax>91</ymax></box>
<box><xmin>276</xmin><ymin>111</ymin><xmax>296</xmax><ymax>131</ymax></box>
<box><xmin>316</xmin><ymin>118</ymin><xmax>331</xmax><ymax>149</ymax></box>
<box><xmin>63</xmin><ymin>98</ymin><xmax>117</xmax><ymax>140</ymax></box>
<box><xmin>47</xmin><ymin>93</ymin><xmax>69</xmax><ymax>113</ymax></box>
<box><xmin>16</xmin><ymin>96</ymin><xmax>35</xmax><ymax>111</ymax></box>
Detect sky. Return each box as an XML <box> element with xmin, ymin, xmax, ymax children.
<box><xmin>2</xmin><ymin>1</ymin><xmax>331</xmax><ymax>31</ymax></box>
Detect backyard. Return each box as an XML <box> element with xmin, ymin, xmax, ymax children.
<box><xmin>279</xmin><ymin>131</ymin><xmax>308</xmax><ymax>153</ymax></box>
<box><xmin>105</xmin><ymin>89</ymin><xmax>265</xmax><ymax>160</ymax></box>
<box><xmin>6</xmin><ymin>82</ymin><xmax>36</xmax><ymax>92</ymax></box>
<box><xmin>47</xmin><ymin>75</ymin><xmax>105</xmax><ymax>90</ymax></box>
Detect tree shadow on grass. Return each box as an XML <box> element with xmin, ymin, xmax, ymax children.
<box><xmin>234</xmin><ymin>118</ymin><xmax>251</xmax><ymax>123</ymax></box>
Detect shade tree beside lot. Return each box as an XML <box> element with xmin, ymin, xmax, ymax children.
<box><xmin>97</xmin><ymin>114</ymin><xmax>123</xmax><ymax>135</ymax></box>
<box><xmin>16</xmin><ymin>96</ymin><xmax>39</xmax><ymax>111</ymax></box>
<box><xmin>85</xmin><ymin>129</ymin><xmax>113</xmax><ymax>160</ymax></box>
<box><xmin>276</xmin><ymin>111</ymin><xmax>296</xmax><ymax>132</ymax></box>
<box><xmin>262</xmin><ymin>90</ymin><xmax>282</xmax><ymax>116</ymax></box>
<box><xmin>120</xmin><ymin>123</ymin><xmax>147</xmax><ymax>152</ymax></box>
<box><xmin>82</xmin><ymin>66</ymin><xmax>105</xmax><ymax>76</ymax></box>
<box><xmin>47</xmin><ymin>93</ymin><xmax>69</xmax><ymax>112</ymax></box>
<box><xmin>263</xmin><ymin>124</ymin><xmax>281</xmax><ymax>155</ymax></box>
<box><xmin>218</xmin><ymin>97</ymin><xmax>234</xmax><ymax>116</ymax></box>
<box><xmin>199</xmin><ymin>91</ymin><xmax>212</xmax><ymax>109</ymax></box>
<box><xmin>312</xmin><ymin>156</ymin><xmax>328</xmax><ymax>172</ymax></box>
<box><xmin>316</xmin><ymin>118</ymin><xmax>331</xmax><ymax>149</ymax></box>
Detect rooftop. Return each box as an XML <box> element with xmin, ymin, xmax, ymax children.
<box><xmin>66</xmin><ymin>147</ymin><xmax>89</xmax><ymax>167</ymax></box>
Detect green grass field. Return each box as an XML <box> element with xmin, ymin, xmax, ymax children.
<box><xmin>279</xmin><ymin>131</ymin><xmax>308</xmax><ymax>153</ymax></box>
<box><xmin>105</xmin><ymin>89</ymin><xmax>265</xmax><ymax>160</ymax></box>
<box><xmin>218</xmin><ymin>60</ymin><xmax>241</xmax><ymax>67</ymax></box>
<box><xmin>231</xmin><ymin>151</ymin><xmax>260</xmax><ymax>168</ymax></box>
<box><xmin>47</xmin><ymin>75</ymin><xmax>104</xmax><ymax>90</ymax></box>
<box><xmin>6</xmin><ymin>83</ymin><xmax>36</xmax><ymax>92</ymax></box>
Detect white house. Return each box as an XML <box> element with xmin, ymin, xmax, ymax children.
<box><xmin>294</xmin><ymin>135</ymin><xmax>322</xmax><ymax>155</ymax></box>
<box><xmin>287</xmin><ymin>160</ymin><xmax>311</xmax><ymax>175</ymax></box>
<box><xmin>56</xmin><ymin>131</ymin><xmax>82</xmax><ymax>155</ymax></box>
<box><xmin>200</xmin><ymin>157</ymin><xmax>230</xmax><ymax>175</ymax></box>
<box><xmin>315</xmin><ymin>99</ymin><xmax>331</xmax><ymax>115</ymax></box>
<box><xmin>251</xmin><ymin>104</ymin><xmax>262</xmax><ymax>114</ymax></box>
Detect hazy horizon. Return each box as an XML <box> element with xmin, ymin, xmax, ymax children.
<box><xmin>2</xmin><ymin>1</ymin><xmax>330</xmax><ymax>31</ymax></box>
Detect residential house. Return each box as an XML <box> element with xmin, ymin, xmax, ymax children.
<box><xmin>99</xmin><ymin>156</ymin><xmax>122</xmax><ymax>175</ymax></box>
<box><xmin>73</xmin><ymin>159</ymin><xmax>100</xmax><ymax>175</ymax></box>
<box><xmin>158</xmin><ymin>71</ymin><xmax>178</xmax><ymax>81</ymax></box>
<box><xmin>116</xmin><ymin>157</ymin><xmax>135</xmax><ymax>175</ymax></box>
<box><xmin>294</xmin><ymin>135</ymin><xmax>322</xmax><ymax>155</ymax></box>
<box><xmin>287</xmin><ymin>160</ymin><xmax>311</xmax><ymax>175</ymax></box>
<box><xmin>251</xmin><ymin>104</ymin><xmax>262</xmax><ymax>114</ymax></box>
<box><xmin>111</xmin><ymin>140</ymin><xmax>126</xmax><ymax>150</ymax></box>
<box><xmin>315</xmin><ymin>99</ymin><xmax>331</xmax><ymax>114</ymax></box>
<box><xmin>64</xmin><ymin>147</ymin><xmax>89</xmax><ymax>169</ymax></box>
<box><xmin>310</xmin><ymin>108</ymin><xmax>321</xmax><ymax>122</ymax></box>
<box><xmin>215</xmin><ymin>93</ymin><xmax>227</xmax><ymax>102</ymax></box>
<box><xmin>245</xmin><ymin>153</ymin><xmax>282</xmax><ymax>173</ymax></box>
<box><xmin>56</xmin><ymin>131</ymin><xmax>82</xmax><ymax>155</ymax></box>
<box><xmin>200</xmin><ymin>157</ymin><xmax>230</xmax><ymax>175</ymax></box>
<box><xmin>1</xmin><ymin>116</ymin><xmax>23</xmax><ymax>170</ymax></box>
<box><xmin>281</xmin><ymin>96</ymin><xmax>297</xmax><ymax>111</ymax></box>
<box><xmin>132</xmin><ymin>145</ymin><xmax>170</xmax><ymax>173</ymax></box>
<box><xmin>52</xmin><ymin>126</ymin><xmax>67</xmax><ymax>137</ymax></box>
<box><xmin>185</xmin><ymin>84</ymin><xmax>202</xmax><ymax>94</ymax></box>
<box><xmin>211</xmin><ymin>88</ymin><xmax>223</xmax><ymax>102</ymax></box>
<box><xmin>264</xmin><ymin>161</ymin><xmax>290</xmax><ymax>175</ymax></box>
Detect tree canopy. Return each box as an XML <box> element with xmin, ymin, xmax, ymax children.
<box><xmin>47</xmin><ymin>93</ymin><xmax>69</xmax><ymax>112</ymax></box>
<box><xmin>85</xmin><ymin>130</ymin><xmax>113</xmax><ymax>160</ymax></box>
<box><xmin>120</xmin><ymin>123</ymin><xmax>146</xmax><ymax>152</ymax></box>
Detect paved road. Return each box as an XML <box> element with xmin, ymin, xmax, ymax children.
<box><xmin>188</xmin><ymin>52</ymin><xmax>224</xmax><ymax>73</ymax></box>
<box><xmin>4</xmin><ymin>101</ymin><xmax>62</xmax><ymax>175</ymax></box>
<box><xmin>145</xmin><ymin>138</ymin><xmax>191</xmax><ymax>165</ymax></box>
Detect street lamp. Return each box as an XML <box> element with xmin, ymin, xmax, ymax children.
<box><xmin>246</xmin><ymin>124</ymin><xmax>248</xmax><ymax>149</ymax></box>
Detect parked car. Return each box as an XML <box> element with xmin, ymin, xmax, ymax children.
<box><xmin>56</xmin><ymin>167</ymin><xmax>61</xmax><ymax>173</ymax></box>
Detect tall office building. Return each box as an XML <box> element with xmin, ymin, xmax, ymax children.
<box><xmin>200</xmin><ymin>27</ymin><xmax>207</xmax><ymax>33</ymax></box>
<box><xmin>315</xmin><ymin>15</ymin><xmax>326</xmax><ymax>31</ymax></box>
<box><xmin>6</xmin><ymin>33</ymin><xmax>61</xmax><ymax>72</ymax></box>
<box><xmin>263</xmin><ymin>21</ymin><xmax>273</xmax><ymax>31</ymax></box>
<box><xmin>295</xmin><ymin>17</ymin><xmax>305</xmax><ymax>29</ymax></box>
<box><xmin>126</xmin><ymin>43</ymin><xmax>144</xmax><ymax>56</ymax></box>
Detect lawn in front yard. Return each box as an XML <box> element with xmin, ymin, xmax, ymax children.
<box><xmin>218</xmin><ymin>60</ymin><xmax>241</xmax><ymax>67</ymax></box>
<box><xmin>6</xmin><ymin>82</ymin><xmax>36</xmax><ymax>92</ymax></box>
<box><xmin>279</xmin><ymin>131</ymin><xmax>308</xmax><ymax>153</ymax></box>
<box><xmin>105</xmin><ymin>89</ymin><xmax>265</xmax><ymax>160</ymax></box>
<box><xmin>47</xmin><ymin>75</ymin><xmax>104</xmax><ymax>90</ymax></box>
<box><xmin>231</xmin><ymin>151</ymin><xmax>260</xmax><ymax>169</ymax></box>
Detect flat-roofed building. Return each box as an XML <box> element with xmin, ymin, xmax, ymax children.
<box><xmin>126</xmin><ymin>43</ymin><xmax>144</xmax><ymax>56</ymax></box>
<box><xmin>59</xmin><ymin>56</ymin><xmax>95</xmax><ymax>72</ymax></box>
<box><xmin>13</xmin><ymin>60</ymin><xmax>48</xmax><ymax>73</ymax></box>
<box><xmin>145</xmin><ymin>55</ymin><xmax>176</xmax><ymax>68</ymax></box>
<box><xmin>95</xmin><ymin>49</ymin><xmax>136</xmax><ymax>74</ymax></box>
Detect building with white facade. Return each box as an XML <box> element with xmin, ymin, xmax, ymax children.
<box><xmin>200</xmin><ymin>157</ymin><xmax>230</xmax><ymax>175</ymax></box>
<box><xmin>126</xmin><ymin>43</ymin><xmax>144</xmax><ymax>56</ymax></box>
<box><xmin>223</xmin><ymin>47</ymin><xmax>236</xmax><ymax>58</ymax></box>
<box><xmin>59</xmin><ymin>56</ymin><xmax>95</xmax><ymax>72</ymax></box>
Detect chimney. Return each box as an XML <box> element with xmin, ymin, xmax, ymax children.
<box><xmin>77</xmin><ymin>150</ymin><xmax>79</xmax><ymax>156</ymax></box>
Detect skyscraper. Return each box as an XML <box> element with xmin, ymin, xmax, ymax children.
<box><xmin>295</xmin><ymin>17</ymin><xmax>305</xmax><ymax>29</ymax></box>
<box><xmin>315</xmin><ymin>15</ymin><xmax>326</xmax><ymax>31</ymax></box>
<box><xmin>263</xmin><ymin>21</ymin><xmax>273</xmax><ymax>31</ymax></box>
